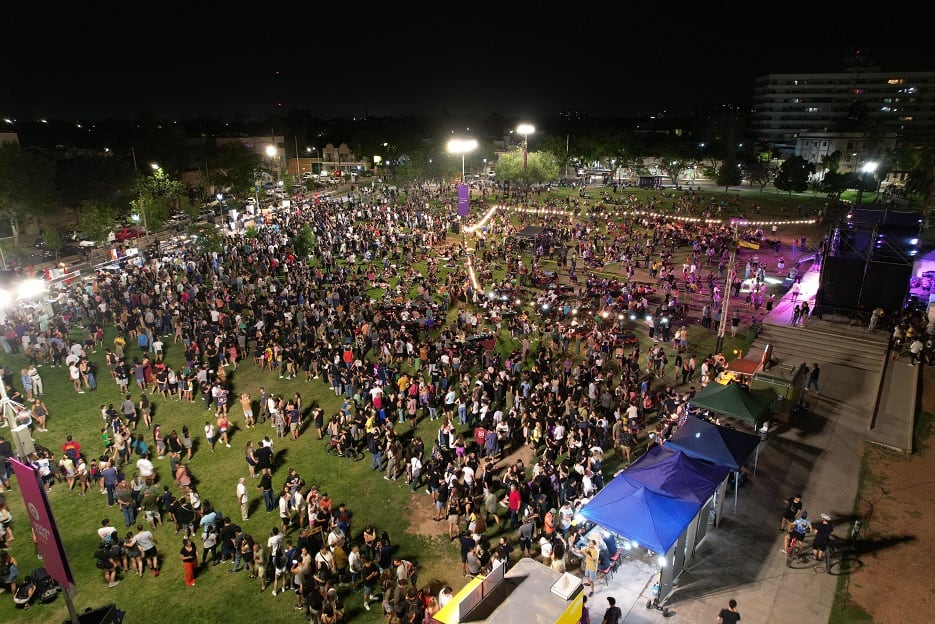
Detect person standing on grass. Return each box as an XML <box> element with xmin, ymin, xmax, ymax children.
<box><xmin>717</xmin><ymin>598</ymin><xmax>741</xmax><ymax>624</ymax></box>
<box><xmin>180</xmin><ymin>536</ymin><xmax>198</xmax><ymax>586</ymax></box>
<box><xmin>240</xmin><ymin>392</ymin><xmax>255</xmax><ymax>429</ymax></box>
<box><xmin>217</xmin><ymin>413</ymin><xmax>231</xmax><ymax>448</ymax></box>
<box><xmin>139</xmin><ymin>392</ymin><xmax>152</xmax><ymax>430</ymax></box>
<box><xmin>133</xmin><ymin>524</ymin><xmax>160</xmax><ymax>576</ymax></box>
<box><xmin>204</xmin><ymin>421</ymin><xmax>216</xmax><ymax>452</ymax></box>
<box><xmin>69</xmin><ymin>361</ymin><xmax>84</xmax><ymax>393</ymax></box>
<box><xmin>237</xmin><ymin>477</ymin><xmax>249</xmax><ymax>522</ymax></box>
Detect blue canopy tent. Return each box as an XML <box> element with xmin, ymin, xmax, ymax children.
<box><xmin>625</xmin><ymin>445</ymin><xmax>731</xmax><ymax>504</ymax></box>
<box><xmin>665</xmin><ymin>416</ymin><xmax>763</xmax><ymax>512</ymax></box>
<box><xmin>579</xmin><ymin>477</ymin><xmax>702</xmax><ymax>554</ymax></box>
<box><xmin>579</xmin><ymin>442</ymin><xmax>735</xmax><ymax>606</ymax></box>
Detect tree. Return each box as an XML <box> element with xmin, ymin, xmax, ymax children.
<box><xmin>131</xmin><ymin>166</ymin><xmax>186</xmax><ymax>232</ymax></box>
<box><xmin>657</xmin><ymin>156</ymin><xmax>691</xmax><ymax>188</ymax></box>
<box><xmin>743</xmin><ymin>158</ymin><xmax>778</xmax><ymax>193</ymax></box>
<box><xmin>711</xmin><ymin>158</ymin><xmax>743</xmax><ymax>191</ymax></box>
<box><xmin>494</xmin><ymin>149</ymin><xmax>560</xmax><ymax>188</ymax></box>
<box><xmin>905</xmin><ymin>145</ymin><xmax>935</xmax><ymax>225</ymax></box>
<box><xmin>773</xmin><ymin>156</ymin><xmax>814</xmax><ymax>194</ymax></box>
<box><xmin>188</xmin><ymin>222</ymin><xmax>223</xmax><ymax>255</ymax></box>
<box><xmin>0</xmin><ymin>143</ymin><xmax>57</xmax><ymax>244</ymax></box>
<box><xmin>202</xmin><ymin>142</ymin><xmax>264</xmax><ymax>203</ymax></box>
<box><xmin>293</xmin><ymin>224</ymin><xmax>316</xmax><ymax>260</ymax></box>
<box><xmin>821</xmin><ymin>151</ymin><xmax>843</xmax><ymax>175</ymax></box>
<box><xmin>40</xmin><ymin>227</ymin><xmax>65</xmax><ymax>259</ymax></box>
<box><xmin>76</xmin><ymin>200</ymin><xmax>120</xmax><ymax>245</ymax></box>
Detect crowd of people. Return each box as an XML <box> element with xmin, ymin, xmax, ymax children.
<box><xmin>0</xmin><ymin>183</ymin><xmax>786</xmax><ymax>620</ymax></box>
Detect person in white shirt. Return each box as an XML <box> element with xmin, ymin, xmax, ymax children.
<box><xmin>700</xmin><ymin>359</ymin><xmax>711</xmax><ymax>386</ymax></box>
<box><xmin>461</xmin><ymin>464</ymin><xmax>475</xmax><ymax>488</ymax></box>
<box><xmin>136</xmin><ymin>455</ymin><xmax>155</xmax><ymax>485</ymax></box>
<box><xmin>409</xmin><ymin>455</ymin><xmax>423</xmax><ymax>491</ymax></box>
<box><xmin>152</xmin><ymin>338</ymin><xmax>164</xmax><ymax>362</ymax></box>
<box><xmin>236</xmin><ymin>477</ymin><xmax>249</xmax><ymax>521</ymax></box>
<box><xmin>327</xmin><ymin>525</ymin><xmax>345</xmax><ymax>550</ymax></box>
<box><xmin>347</xmin><ymin>544</ymin><xmax>363</xmax><ymax>589</ymax></box>
<box><xmin>553</xmin><ymin>422</ymin><xmax>566</xmax><ymax>442</ymax></box>
<box><xmin>292</xmin><ymin>489</ymin><xmax>307</xmax><ymax>530</ymax></box>
<box><xmin>267</xmin><ymin>527</ymin><xmax>284</xmax><ymax>560</ymax></box>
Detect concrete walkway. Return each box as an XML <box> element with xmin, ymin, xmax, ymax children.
<box><xmin>582</xmin><ymin>263</ymin><xmax>918</xmax><ymax>624</ymax></box>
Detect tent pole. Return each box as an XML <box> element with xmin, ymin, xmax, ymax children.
<box><xmin>734</xmin><ymin>471</ymin><xmax>738</xmax><ymax>513</ymax></box>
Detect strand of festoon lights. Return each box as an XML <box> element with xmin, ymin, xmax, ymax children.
<box><xmin>459</xmin><ymin>203</ymin><xmax>816</xmax><ymax>295</ymax></box>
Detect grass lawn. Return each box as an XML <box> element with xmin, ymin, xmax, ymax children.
<box><xmin>0</xmin><ymin>326</ymin><xmax>469</xmax><ymax>623</ymax></box>
<box><xmin>0</xmin><ymin>183</ymin><xmax>836</xmax><ymax>622</ymax></box>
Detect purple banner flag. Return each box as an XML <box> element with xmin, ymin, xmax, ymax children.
<box><xmin>11</xmin><ymin>458</ymin><xmax>76</xmax><ymax>593</ymax></box>
<box><xmin>457</xmin><ymin>183</ymin><xmax>470</xmax><ymax>217</ymax></box>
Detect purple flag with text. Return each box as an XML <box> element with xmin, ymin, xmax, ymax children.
<box><xmin>457</xmin><ymin>183</ymin><xmax>470</xmax><ymax>217</ymax></box>
<box><xmin>11</xmin><ymin>458</ymin><xmax>76</xmax><ymax>593</ymax></box>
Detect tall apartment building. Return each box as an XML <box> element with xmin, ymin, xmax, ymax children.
<box><xmin>749</xmin><ymin>52</ymin><xmax>935</xmax><ymax>168</ymax></box>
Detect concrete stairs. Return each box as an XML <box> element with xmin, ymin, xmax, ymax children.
<box><xmin>748</xmin><ymin>317</ymin><xmax>891</xmax><ymax>417</ymax></box>
<box><xmin>753</xmin><ymin>319</ymin><xmax>889</xmax><ymax>373</ymax></box>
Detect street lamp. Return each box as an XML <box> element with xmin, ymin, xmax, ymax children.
<box><xmin>447</xmin><ymin>138</ymin><xmax>478</xmax><ymax>181</ymax></box>
<box><xmin>136</xmin><ymin>162</ymin><xmax>160</xmax><ymax>236</ymax></box>
<box><xmin>306</xmin><ymin>147</ymin><xmax>321</xmax><ymax>174</ymax></box>
<box><xmin>715</xmin><ymin>223</ymin><xmax>739</xmax><ymax>355</ymax></box>
<box><xmin>517</xmin><ymin>123</ymin><xmax>535</xmax><ymax>170</ymax></box>
<box><xmin>856</xmin><ymin>161</ymin><xmax>878</xmax><ymax>205</ymax></box>
<box><xmin>265</xmin><ymin>144</ymin><xmax>278</xmax><ymax>175</ymax></box>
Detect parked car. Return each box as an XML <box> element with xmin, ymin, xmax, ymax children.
<box><xmin>113</xmin><ymin>226</ymin><xmax>144</xmax><ymax>242</ymax></box>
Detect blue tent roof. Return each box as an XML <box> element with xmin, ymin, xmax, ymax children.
<box><xmin>579</xmin><ymin>476</ymin><xmax>702</xmax><ymax>554</ymax></box>
<box><xmin>625</xmin><ymin>445</ymin><xmax>731</xmax><ymax>503</ymax></box>
<box><xmin>664</xmin><ymin>417</ymin><xmax>761</xmax><ymax>471</ymax></box>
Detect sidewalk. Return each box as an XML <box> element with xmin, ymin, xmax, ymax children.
<box><xmin>582</xmin><ymin>262</ymin><xmax>917</xmax><ymax>623</ymax></box>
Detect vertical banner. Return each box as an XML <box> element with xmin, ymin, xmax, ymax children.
<box><xmin>457</xmin><ymin>183</ymin><xmax>470</xmax><ymax>217</ymax></box>
<box><xmin>10</xmin><ymin>458</ymin><xmax>76</xmax><ymax>593</ymax></box>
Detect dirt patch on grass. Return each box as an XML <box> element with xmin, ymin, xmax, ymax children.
<box><xmin>844</xmin><ymin>371</ymin><xmax>935</xmax><ymax>624</ymax></box>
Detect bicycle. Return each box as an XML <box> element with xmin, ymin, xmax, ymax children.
<box><xmin>785</xmin><ymin>532</ymin><xmax>811</xmax><ymax>567</ymax></box>
<box><xmin>823</xmin><ymin>518</ymin><xmax>864</xmax><ymax>575</ymax></box>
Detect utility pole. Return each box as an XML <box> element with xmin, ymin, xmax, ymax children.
<box><xmin>715</xmin><ymin>229</ymin><xmax>739</xmax><ymax>354</ymax></box>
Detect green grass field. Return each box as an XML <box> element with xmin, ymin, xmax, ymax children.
<box><xmin>0</xmin><ymin>183</ymin><xmax>832</xmax><ymax>622</ymax></box>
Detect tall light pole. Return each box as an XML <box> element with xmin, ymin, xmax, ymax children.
<box><xmin>136</xmin><ymin>162</ymin><xmax>159</xmax><ymax>236</ymax></box>
<box><xmin>517</xmin><ymin>123</ymin><xmax>535</xmax><ymax>171</ymax></box>
<box><xmin>265</xmin><ymin>144</ymin><xmax>278</xmax><ymax>177</ymax></box>
<box><xmin>856</xmin><ymin>160</ymin><xmax>878</xmax><ymax>206</ymax></box>
<box><xmin>715</xmin><ymin>224</ymin><xmax>739</xmax><ymax>355</ymax></box>
<box><xmin>447</xmin><ymin>138</ymin><xmax>478</xmax><ymax>181</ymax></box>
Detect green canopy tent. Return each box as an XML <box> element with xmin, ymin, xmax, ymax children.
<box><xmin>687</xmin><ymin>382</ymin><xmax>774</xmax><ymax>427</ymax></box>
<box><xmin>684</xmin><ymin>382</ymin><xmax>774</xmax><ymax>514</ymax></box>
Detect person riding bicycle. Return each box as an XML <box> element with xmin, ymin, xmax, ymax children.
<box><xmin>784</xmin><ymin>510</ymin><xmax>812</xmax><ymax>552</ymax></box>
<box><xmin>811</xmin><ymin>513</ymin><xmax>834</xmax><ymax>561</ymax></box>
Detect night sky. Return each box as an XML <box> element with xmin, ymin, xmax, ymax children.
<box><xmin>4</xmin><ymin>7</ymin><xmax>934</xmax><ymax>122</ymax></box>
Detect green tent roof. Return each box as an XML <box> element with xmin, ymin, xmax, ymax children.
<box><xmin>688</xmin><ymin>382</ymin><xmax>774</xmax><ymax>425</ymax></box>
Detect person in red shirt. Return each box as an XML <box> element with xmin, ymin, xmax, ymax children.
<box><xmin>62</xmin><ymin>435</ymin><xmax>82</xmax><ymax>460</ymax></box>
<box><xmin>508</xmin><ymin>483</ymin><xmax>522</xmax><ymax>528</ymax></box>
